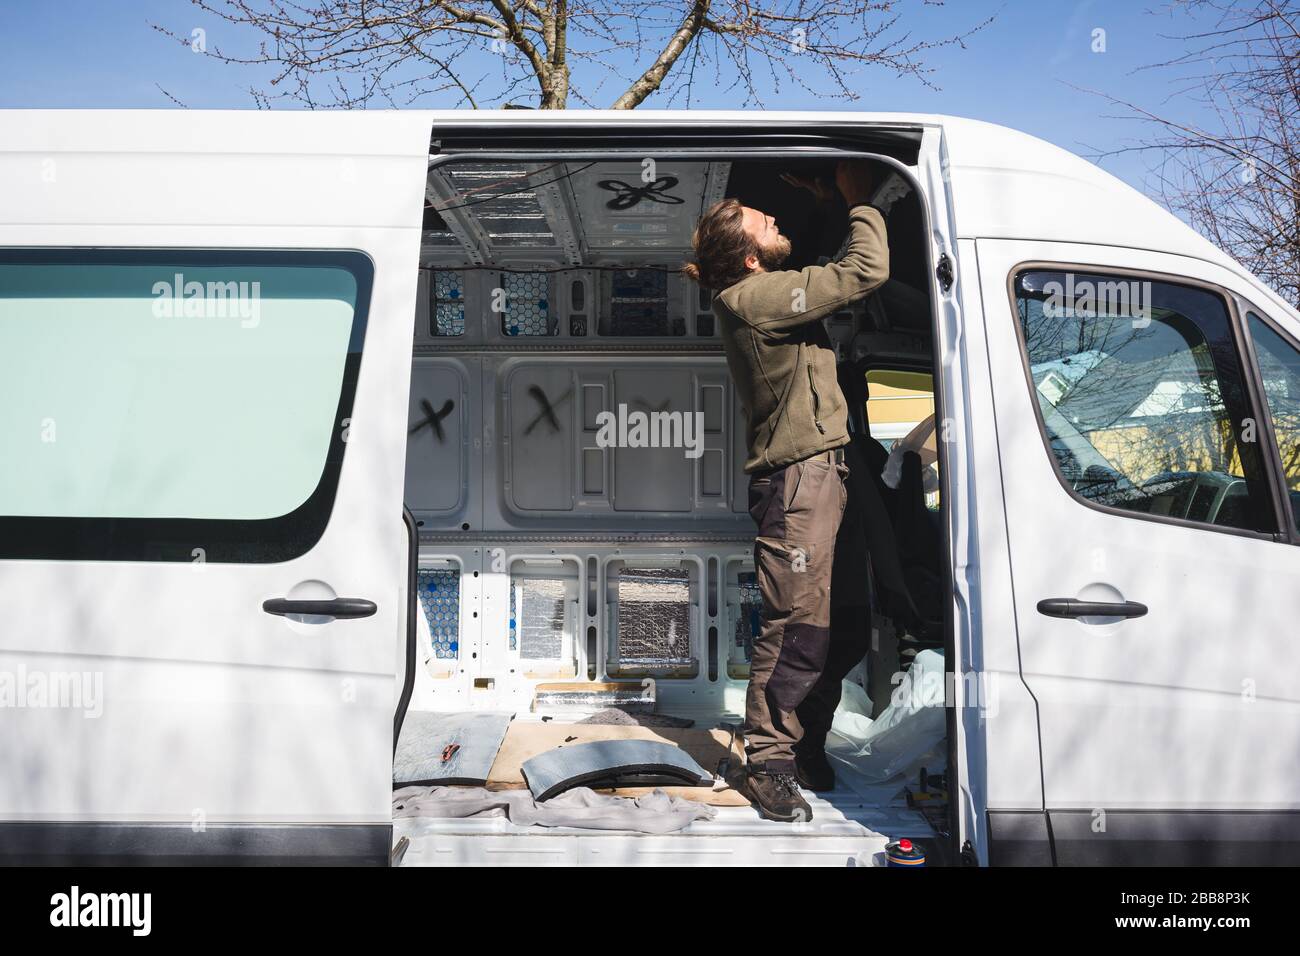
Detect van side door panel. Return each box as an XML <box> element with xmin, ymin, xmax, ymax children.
<box><xmin>0</xmin><ymin>112</ymin><xmax>431</xmax><ymax>863</ymax></box>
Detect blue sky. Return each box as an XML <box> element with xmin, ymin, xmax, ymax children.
<box><xmin>0</xmin><ymin>1</ymin><xmax>1221</xmax><ymax>196</ymax></box>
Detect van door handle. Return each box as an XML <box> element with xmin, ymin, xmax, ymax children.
<box><xmin>262</xmin><ymin>597</ymin><xmax>378</xmax><ymax>620</ymax></box>
<box><xmin>1036</xmin><ymin>598</ymin><xmax>1147</xmax><ymax>619</ymax></box>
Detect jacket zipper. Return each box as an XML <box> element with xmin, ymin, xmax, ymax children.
<box><xmin>808</xmin><ymin>362</ymin><xmax>825</xmax><ymax>434</ymax></box>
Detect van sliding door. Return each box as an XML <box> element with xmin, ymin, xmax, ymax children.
<box><xmin>0</xmin><ymin>111</ymin><xmax>431</xmax><ymax>863</ymax></box>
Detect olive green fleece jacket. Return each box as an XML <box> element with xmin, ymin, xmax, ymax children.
<box><xmin>715</xmin><ymin>204</ymin><xmax>890</xmax><ymax>474</ymax></box>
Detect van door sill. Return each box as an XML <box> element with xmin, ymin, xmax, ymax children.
<box><xmin>392</xmin><ymin>792</ymin><xmax>936</xmax><ymax>866</ymax></box>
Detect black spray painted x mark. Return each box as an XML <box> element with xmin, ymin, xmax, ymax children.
<box><xmin>631</xmin><ymin>396</ymin><xmax>672</xmax><ymax>415</ymax></box>
<box><xmin>523</xmin><ymin>385</ymin><xmax>573</xmax><ymax>435</ymax></box>
<box><xmin>409</xmin><ymin>398</ymin><xmax>455</xmax><ymax>444</ymax></box>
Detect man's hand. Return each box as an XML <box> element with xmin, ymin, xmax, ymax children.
<box><xmin>779</xmin><ymin>171</ymin><xmax>837</xmax><ymax>204</ymax></box>
<box><xmin>835</xmin><ymin>160</ymin><xmax>875</xmax><ymax>207</ymax></box>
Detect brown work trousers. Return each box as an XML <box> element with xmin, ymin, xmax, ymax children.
<box><xmin>743</xmin><ymin>448</ymin><xmax>849</xmax><ymax>772</ymax></box>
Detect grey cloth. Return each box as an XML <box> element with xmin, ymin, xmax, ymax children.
<box><xmin>521</xmin><ymin>739</ymin><xmax>713</xmax><ymax>800</ymax></box>
<box><xmin>392</xmin><ymin>785</ymin><xmax>717</xmax><ymax>834</ymax></box>
<box><xmin>393</xmin><ymin>711</ymin><xmax>513</xmax><ymax>786</ymax></box>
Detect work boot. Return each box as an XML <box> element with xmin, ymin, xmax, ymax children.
<box><xmin>738</xmin><ymin>767</ymin><xmax>813</xmax><ymax>823</ymax></box>
<box><xmin>794</xmin><ymin>748</ymin><xmax>836</xmax><ymax>793</ymax></box>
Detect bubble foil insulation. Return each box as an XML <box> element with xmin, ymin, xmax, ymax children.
<box><xmin>615</xmin><ymin>568</ymin><xmax>693</xmax><ymax>667</ymax></box>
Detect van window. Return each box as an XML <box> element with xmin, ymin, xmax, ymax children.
<box><xmin>0</xmin><ymin>250</ymin><xmax>371</xmax><ymax>562</ymax></box>
<box><xmin>1013</xmin><ymin>270</ymin><xmax>1273</xmax><ymax>533</ymax></box>
<box><xmin>1245</xmin><ymin>311</ymin><xmax>1300</xmax><ymax>534</ymax></box>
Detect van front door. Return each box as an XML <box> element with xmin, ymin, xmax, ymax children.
<box><xmin>978</xmin><ymin>237</ymin><xmax>1300</xmax><ymax>865</ymax></box>
<box><xmin>0</xmin><ymin>111</ymin><xmax>430</xmax><ymax>863</ymax></box>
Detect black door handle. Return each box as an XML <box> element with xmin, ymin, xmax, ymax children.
<box><xmin>1037</xmin><ymin>598</ymin><xmax>1147</xmax><ymax>619</ymax></box>
<box><xmin>262</xmin><ymin>597</ymin><xmax>378</xmax><ymax>620</ymax></box>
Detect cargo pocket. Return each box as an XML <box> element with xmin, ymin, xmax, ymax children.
<box><xmin>747</xmin><ymin>471</ymin><xmax>786</xmax><ymax>538</ymax></box>
<box><xmin>768</xmin><ymin>622</ymin><xmax>831</xmax><ymax>712</ymax></box>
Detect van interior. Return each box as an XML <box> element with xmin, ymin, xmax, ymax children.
<box><xmin>392</xmin><ymin>138</ymin><xmax>954</xmax><ymax>865</ymax></box>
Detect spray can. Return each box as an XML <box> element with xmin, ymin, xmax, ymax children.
<box><xmin>885</xmin><ymin>838</ymin><xmax>926</xmax><ymax>867</ymax></box>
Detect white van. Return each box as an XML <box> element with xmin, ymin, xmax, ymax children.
<box><xmin>2</xmin><ymin>110</ymin><xmax>1298</xmax><ymax>867</ymax></box>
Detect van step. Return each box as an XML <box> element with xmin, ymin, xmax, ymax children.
<box><xmin>392</xmin><ymin>793</ymin><xmax>934</xmax><ymax>867</ymax></box>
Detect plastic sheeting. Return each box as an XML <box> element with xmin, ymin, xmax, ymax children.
<box><xmin>883</xmin><ymin>414</ymin><xmax>940</xmax><ymax>492</ymax></box>
<box><xmin>827</xmin><ymin>648</ymin><xmax>947</xmax><ymax>783</ymax></box>
<box><xmin>615</xmin><ymin>568</ymin><xmax>692</xmax><ymax>667</ymax></box>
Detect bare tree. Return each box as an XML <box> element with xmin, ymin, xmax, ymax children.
<box><xmin>154</xmin><ymin>1</ymin><xmax>991</xmax><ymax>111</ymax></box>
<box><xmin>1093</xmin><ymin>1</ymin><xmax>1300</xmax><ymax>306</ymax></box>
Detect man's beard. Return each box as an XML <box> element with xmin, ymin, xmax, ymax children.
<box><xmin>755</xmin><ymin>234</ymin><xmax>792</xmax><ymax>271</ymax></box>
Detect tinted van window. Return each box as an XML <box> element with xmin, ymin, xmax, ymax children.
<box><xmin>0</xmin><ymin>250</ymin><xmax>371</xmax><ymax>561</ymax></box>
<box><xmin>1014</xmin><ymin>270</ymin><xmax>1272</xmax><ymax>533</ymax></box>
<box><xmin>1246</xmin><ymin>311</ymin><xmax>1300</xmax><ymax>534</ymax></box>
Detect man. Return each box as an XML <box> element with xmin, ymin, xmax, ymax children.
<box><xmin>683</xmin><ymin>161</ymin><xmax>888</xmax><ymax>822</ymax></box>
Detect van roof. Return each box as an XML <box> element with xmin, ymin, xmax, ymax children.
<box><xmin>2</xmin><ymin>108</ymin><xmax>1290</xmax><ymax>321</ymax></box>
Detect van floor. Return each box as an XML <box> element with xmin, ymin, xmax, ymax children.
<box><xmin>392</xmin><ymin>716</ymin><xmax>938</xmax><ymax>866</ymax></box>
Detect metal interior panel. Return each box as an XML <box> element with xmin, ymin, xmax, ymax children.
<box><xmin>507</xmin><ymin>365</ymin><xmax>576</xmax><ymax>512</ymax></box>
<box><xmin>611</xmin><ymin>367</ymin><xmax>694</xmax><ymax>512</ymax></box>
<box><xmin>406</xmin><ymin>362</ymin><xmax>467</xmax><ymax>514</ymax></box>
<box><xmin>567</xmin><ymin>161</ymin><xmax>720</xmax><ymax>254</ymax></box>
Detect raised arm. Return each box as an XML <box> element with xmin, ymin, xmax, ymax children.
<box><xmin>727</xmin><ymin>202</ymin><xmax>890</xmax><ymax>332</ymax></box>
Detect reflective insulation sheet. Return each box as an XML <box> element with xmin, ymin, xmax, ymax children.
<box><xmin>440</xmin><ymin>163</ymin><xmax>560</xmax><ymax>250</ymax></box>
<box><xmin>502</xmin><ymin>271</ymin><xmax>555</xmax><ymax>337</ymax></box>
<box><xmin>430</xmin><ymin>270</ymin><xmax>465</xmax><ymax>336</ymax></box>
<box><xmin>734</xmin><ymin>571</ymin><xmax>760</xmax><ymax>665</ymax></box>
<box><xmin>510</xmin><ymin>574</ymin><xmax>570</xmax><ymax>660</ymax></box>
<box><xmin>615</xmin><ymin>567</ymin><xmax>693</xmax><ymax>667</ymax></box>
<box><xmin>601</xmin><ymin>269</ymin><xmax>676</xmax><ymax>336</ymax></box>
<box><xmin>417</xmin><ymin>568</ymin><xmax>460</xmax><ymax>660</ymax></box>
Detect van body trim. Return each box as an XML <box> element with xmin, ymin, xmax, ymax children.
<box><xmin>986</xmin><ymin>810</ymin><xmax>1055</xmax><ymax>867</ymax></box>
<box><xmin>394</xmin><ymin>506</ymin><xmax>419</xmax><ymax>755</ymax></box>
<box><xmin>419</xmin><ymin>531</ymin><xmax>755</xmax><ymax>545</ymax></box>
<box><xmin>414</xmin><ymin>341</ymin><xmax>727</xmax><ymax>355</ymax></box>
<box><xmin>429</xmin><ymin>127</ymin><xmax>924</xmax><ymax>165</ymax></box>
<box><xmin>1048</xmin><ymin>810</ymin><xmax>1300</xmax><ymax>866</ymax></box>
<box><xmin>0</xmin><ymin>823</ymin><xmax>391</xmax><ymax>867</ymax></box>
